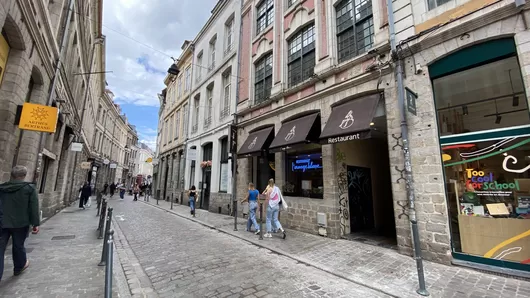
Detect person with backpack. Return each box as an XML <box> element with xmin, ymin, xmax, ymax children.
<box><xmin>187</xmin><ymin>186</ymin><xmax>198</xmax><ymax>217</ymax></box>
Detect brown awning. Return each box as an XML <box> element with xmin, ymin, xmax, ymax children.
<box><xmin>269</xmin><ymin>113</ymin><xmax>321</xmax><ymax>150</ymax></box>
<box><xmin>237</xmin><ymin>126</ymin><xmax>275</xmax><ymax>156</ymax></box>
<box><xmin>320</xmin><ymin>94</ymin><xmax>379</xmax><ymax>144</ymax></box>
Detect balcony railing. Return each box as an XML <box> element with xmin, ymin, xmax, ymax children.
<box><xmin>220</xmin><ymin>106</ymin><xmax>230</xmax><ymax>120</ymax></box>
<box><xmin>224</xmin><ymin>44</ymin><xmax>233</xmax><ymax>57</ymax></box>
<box><xmin>207</xmin><ymin>61</ymin><xmax>216</xmax><ymax>72</ymax></box>
<box><xmin>191</xmin><ymin>123</ymin><xmax>198</xmax><ymax>133</ymax></box>
<box><xmin>204</xmin><ymin>116</ymin><xmax>212</xmax><ymax>128</ymax></box>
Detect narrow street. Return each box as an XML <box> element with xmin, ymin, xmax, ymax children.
<box><xmin>110</xmin><ymin>197</ymin><xmax>391</xmax><ymax>298</ymax></box>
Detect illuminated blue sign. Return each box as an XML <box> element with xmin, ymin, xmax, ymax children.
<box><xmin>291</xmin><ymin>159</ymin><xmax>322</xmax><ymax>172</ymax></box>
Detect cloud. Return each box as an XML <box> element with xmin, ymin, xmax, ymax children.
<box><xmin>103</xmin><ymin>0</ymin><xmax>218</xmax><ymax>107</ymax></box>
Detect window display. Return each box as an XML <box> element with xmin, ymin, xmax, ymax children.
<box><xmin>284</xmin><ymin>151</ymin><xmax>323</xmax><ymax>198</ymax></box>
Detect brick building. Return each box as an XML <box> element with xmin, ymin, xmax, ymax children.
<box><xmin>232</xmin><ymin>0</ymin><xmax>530</xmax><ymax>276</ymax></box>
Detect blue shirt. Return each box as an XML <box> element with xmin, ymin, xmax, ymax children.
<box><xmin>248</xmin><ymin>189</ymin><xmax>259</xmax><ymax>201</ymax></box>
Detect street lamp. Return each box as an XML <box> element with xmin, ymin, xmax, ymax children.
<box><xmin>167</xmin><ymin>64</ymin><xmax>180</xmax><ymax>76</ymax></box>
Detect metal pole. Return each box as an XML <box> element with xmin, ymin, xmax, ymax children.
<box><xmin>171</xmin><ymin>192</ymin><xmax>174</xmax><ymax>210</ymax></box>
<box><xmin>98</xmin><ymin>207</ymin><xmax>113</xmax><ymax>266</ymax></box>
<box><xmin>105</xmin><ymin>230</ymin><xmax>114</xmax><ymax>298</ymax></box>
<box><xmin>33</xmin><ymin>0</ymin><xmax>76</xmax><ymax>184</ymax></box>
<box><xmin>259</xmin><ymin>202</ymin><xmax>263</xmax><ymax>240</ymax></box>
<box><xmin>386</xmin><ymin>0</ymin><xmax>429</xmax><ymax>296</ymax></box>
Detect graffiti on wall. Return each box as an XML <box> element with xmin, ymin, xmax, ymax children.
<box><xmin>336</xmin><ymin>148</ymin><xmax>349</xmax><ymax>236</ymax></box>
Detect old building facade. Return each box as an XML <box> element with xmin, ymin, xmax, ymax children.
<box><xmin>157</xmin><ymin>41</ymin><xmax>193</xmax><ymax>202</ymax></box>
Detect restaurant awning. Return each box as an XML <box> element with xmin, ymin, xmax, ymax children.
<box><xmin>320</xmin><ymin>93</ymin><xmax>380</xmax><ymax>144</ymax></box>
<box><xmin>237</xmin><ymin>126</ymin><xmax>275</xmax><ymax>156</ymax></box>
<box><xmin>269</xmin><ymin>113</ymin><xmax>321</xmax><ymax>151</ymax></box>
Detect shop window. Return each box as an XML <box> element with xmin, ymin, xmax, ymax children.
<box><xmin>39</xmin><ymin>156</ymin><xmax>52</xmax><ymax>193</ymax></box>
<box><xmin>288</xmin><ymin>24</ymin><xmax>315</xmax><ymax>87</ymax></box>
<box><xmin>284</xmin><ymin>150</ymin><xmax>323</xmax><ymax>198</ymax></box>
<box><xmin>428</xmin><ymin>0</ymin><xmax>452</xmax><ymax>11</ymax></box>
<box><xmin>435</xmin><ymin>56</ymin><xmax>530</xmax><ymax>137</ymax></box>
<box><xmin>254</xmin><ymin>53</ymin><xmax>273</xmax><ymax>104</ymax></box>
<box><xmin>219</xmin><ymin>137</ymin><xmax>229</xmax><ymax>192</ymax></box>
<box><xmin>442</xmin><ymin>138</ymin><xmax>530</xmax><ymax>267</ymax></box>
<box><xmin>335</xmin><ymin>0</ymin><xmax>374</xmax><ymax>63</ymax></box>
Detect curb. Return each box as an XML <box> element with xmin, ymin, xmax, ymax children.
<box><xmin>140</xmin><ymin>200</ymin><xmax>402</xmax><ymax>298</ymax></box>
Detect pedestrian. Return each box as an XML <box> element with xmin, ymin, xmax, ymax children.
<box><xmin>109</xmin><ymin>182</ymin><xmax>116</xmax><ymax>198</ymax></box>
<box><xmin>79</xmin><ymin>181</ymin><xmax>92</xmax><ymax>209</ymax></box>
<box><xmin>187</xmin><ymin>185</ymin><xmax>198</xmax><ymax>217</ymax></box>
<box><xmin>133</xmin><ymin>184</ymin><xmax>139</xmax><ymax>201</ymax></box>
<box><xmin>0</xmin><ymin>166</ymin><xmax>40</xmax><ymax>282</ymax></box>
<box><xmin>241</xmin><ymin>182</ymin><xmax>260</xmax><ymax>235</ymax></box>
<box><xmin>119</xmin><ymin>183</ymin><xmax>126</xmax><ymax>199</ymax></box>
<box><xmin>103</xmin><ymin>182</ymin><xmax>109</xmax><ymax>195</ymax></box>
<box><xmin>264</xmin><ymin>179</ymin><xmax>286</xmax><ymax>239</ymax></box>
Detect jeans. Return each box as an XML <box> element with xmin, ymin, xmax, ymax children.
<box><xmin>79</xmin><ymin>196</ymin><xmax>88</xmax><ymax>208</ymax></box>
<box><xmin>133</xmin><ymin>193</ymin><xmax>138</xmax><ymax>201</ymax></box>
<box><xmin>120</xmin><ymin>190</ymin><xmax>125</xmax><ymax>199</ymax></box>
<box><xmin>0</xmin><ymin>226</ymin><xmax>30</xmax><ymax>281</ymax></box>
<box><xmin>246</xmin><ymin>201</ymin><xmax>260</xmax><ymax>231</ymax></box>
<box><xmin>189</xmin><ymin>197</ymin><xmax>195</xmax><ymax>214</ymax></box>
<box><xmin>266</xmin><ymin>204</ymin><xmax>282</xmax><ymax>233</ymax></box>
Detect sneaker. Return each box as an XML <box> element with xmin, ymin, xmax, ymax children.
<box><xmin>282</xmin><ymin>230</ymin><xmax>287</xmax><ymax>240</ymax></box>
<box><xmin>255</xmin><ymin>230</ymin><xmax>261</xmax><ymax>235</ymax></box>
<box><xmin>264</xmin><ymin>233</ymin><xmax>272</xmax><ymax>238</ymax></box>
<box><xmin>14</xmin><ymin>260</ymin><xmax>29</xmax><ymax>276</ymax></box>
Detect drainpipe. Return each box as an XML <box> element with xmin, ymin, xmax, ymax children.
<box><xmin>33</xmin><ymin>0</ymin><xmax>76</xmax><ymax>184</ymax></box>
<box><xmin>232</xmin><ymin>0</ymin><xmax>245</xmax><ymax>231</ymax></box>
<box><xmin>386</xmin><ymin>0</ymin><xmax>429</xmax><ymax>296</ymax></box>
<box><xmin>182</xmin><ymin>43</ymin><xmax>196</xmax><ymax>197</ymax></box>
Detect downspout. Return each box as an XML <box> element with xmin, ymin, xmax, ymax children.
<box><xmin>386</xmin><ymin>0</ymin><xmax>429</xmax><ymax>296</ymax></box>
<box><xmin>33</xmin><ymin>0</ymin><xmax>76</xmax><ymax>184</ymax></box>
<box><xmin>232</xmin><ymin>0</ymin><xmax>245</xmax><ymax>231</ymax></box>
<box><xmin>182</xmin><ymin>43</ymin><xmax>196</xmax><ymax>196</ymax></box>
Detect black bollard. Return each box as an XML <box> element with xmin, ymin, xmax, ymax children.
<box><xmin>259</xmin><ymin>202</ymin><xmax>264</xmax><ymax>240</ymax></box>
<box><xmin>98</xmin><ymin>208</ymin><xmax>113</xmax><ymax>266</ymax></box>
<box><xmin>105</xmin><ymin>230</ymin><xmax>114</xmax><ymax>298</ymax></box>
<box><xmin>171</xmin><ymin>193</ymin><xmax>174</xmax><ymax>210</ymax></box>
<box><xmin>97</xmin><ymin>200</ymin><xmax>108</xmax><ymax>239</ymax></box>
<box><xmin>156</xmin><ymin>194</ymin><xmax>159</xmax><ymax>205</ymax></box>
<box><xmin>96</xmin><ymin>192</ymin><xmax>103</xmax><ymax>217</ymax></box>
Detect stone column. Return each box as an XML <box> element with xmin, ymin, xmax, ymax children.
<box><xmin>166</xmin><ymin>153</ymin><xmax>175</xmax><ymax>201</ymax></box>
<box><xmin>321</xmin><ymin>144</ymin><xmax>341</xmax><ymax>238</ymax></box>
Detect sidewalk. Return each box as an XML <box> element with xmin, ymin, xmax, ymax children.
<box><xmin>141</xmin><ymin>198</ymin><xmax>530</xmax><ymax>298</ymax></box>
<box><xmin>0</xmin><ymin>201</ymin><xmax>123</xmax><ymax>298</ymax></box>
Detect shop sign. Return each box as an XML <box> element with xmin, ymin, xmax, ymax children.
<box><xmin>70</xmin><ymin>142</ymin><xmax>83</xmax><ymax>152</ymax></box>
<box><xmin>229</xmin><ymin>124</ymin><xmax>238</xmax><ymax>153</ymax></box>
<box><xmin>466</xmin><ymin>168</ymin><xmax>520</xmax><ymax>196</ymax></box>
<box><xmin>18</xmin><ymin>103</ymin><xmax>59</xmax><ymax>133</ymax></box>
<box><xmin>110</xmin><ymin>163</ymin><xmax>117</xmax><ymax>169</ymax></box>
<box><xmin>103</xmin><ymin>159</ymin><xmax>110</xmax><ymax>165</ymax></box>
<box><xmin>291</xmin><ymin>158</ymin><xmax>322</xmax><ymax>172</ymax></box>
<box><xmin>326</xmin><ymin>133</ymin><xmax>362</xmax><ymax>144</ymax></box>
<box><xmin>80</xmin><ymin>162</ymin><xmax>92</xmax><ymax>169</ymax></box>
<box><xmin>0</xmin><ymin>34</ymin><xmax>10</xmax><ymax>85</ymax></box>
<box><xmin>187</xmin><ymin>148</ymin><xmax>197</xmax><ymax>160</ymax></box>
<box><xmin>405</xmin><ymin>87</ymin><xmax>417</xmax><ymax>116</ymax></box>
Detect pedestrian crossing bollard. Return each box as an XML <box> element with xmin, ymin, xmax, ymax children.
<box><xmin>259</xmin><ymin>202</ymin><xmax>264</xmax><ymax>240</ymax></box>
<box><xmin>97</xmin><ymin>199</ymin><xmax>108</xmax><ymax>239</ymax></box>
<box><xmin>171</xmin><ymin>193</ymin><xmax>174</xmax><ymax>210</ymax></box>
<box><xmin>105</xmin><ymin>230</ymin><xmax>114</xmax><ymax>298</ymax></box>
<box><xmin>98</xmin><ymin>208</ymin><xmax>113</xmax><ymax>267</ymax></box>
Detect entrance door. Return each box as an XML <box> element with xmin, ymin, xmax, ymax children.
<box><xmin>348</xmin><ymin>166</ymin><xmax>374</xmax><ymax>232</ymax></box>
<box><xmin>201</xmin><ymin>169</ymin><xmax>211</xmax><ymax>210</ymax></box>
<box><xmin>163</xmin><ymin>164</ymin><xmax>169</xmax><ymax>201</ymax></box>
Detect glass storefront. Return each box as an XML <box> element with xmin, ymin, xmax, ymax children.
<box><xmin>284</xmin><ymin>148</ymin><xmax>323</xmax><ymax>199</ymax></box>
<box><xmin>432</xmin><ymin>38</ymin><xmax>530</xmax><ymax>271</ymax></box>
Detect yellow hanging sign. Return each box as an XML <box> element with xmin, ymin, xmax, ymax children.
<box><xmin>19</xmin><ymin>103</ymin><xmax>59</xmax><ymax>133</ymax></box>
<box><xmin>145</xmin><ymin>157</ymin><xmax>153</xmax><ymax>163</ymax></box>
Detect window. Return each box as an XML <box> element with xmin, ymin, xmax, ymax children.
<box><xmin>335</xmin><ymin>0</ymin><xmax>374</xmax><ymax>63</ymax></box>
<box><xmin>225</xmin><ymin>18</ymin><xmax>234</xmax><ymax>55</ymax></box>
<box><xmin>205</xmin><ymin>86</ymin><xmax>213</xmax><ymax>127</ymax></box>
<box><xmin>97</xmin><ymin>105</ymin><xmax>102</xmax><ymax>122</ymax></box>
<box><xmin>428</xmin><ymin>0</ymin><xmax>452</xmax><ymax>10</ymax></box>
<box><xmin>185</xmin><ymin>67</ymin><xmax>191</xmax><ymax>91</ymax></box>
<box><xmin>164</xmin><ymin>120</ymin><xmax>169</xmax><ymax>144</ymax></box>
<box><xmin>256</xmin><ymin>0</ymin><xmax>274</xmax><ymax>34</ymax></box>
<box><xmin>189</xmin><ymin>146</ymin><xmax>197</xmax><ymax>188</ymax></box>
<box><xmin>39</xmin><ymin>156</ymin><xmax>52</xmax><ymax>194</ymax></box>
<box><xmin>177</xmin><ymin>77</ymin><xmax>183</xmax><ymax>97</ymax></box>
<box><xmin>183</xmin><ymin>104</ymin><xmax>189</xmax><ymax>137</ymax></box>
<box><xmin>288</xmin><ymin>24</ymin><xmax>315</xmax><ymax>87</ymax></box>
<box><xmin>196</xmin><ymin>52</ymin><xmax>203</xmax><ymax>81</ymax></box>
<box><xmin>193</xmin><ymin>96</ymin><xmax>200</xmax><ymax>133</ymax></box>
<box><xmin>284</xmin><ymin>150</ymin><xmax>323</xmax><ymax>198</ymax></box>
<box><xmin>219</xmin><ymin>137</ymin><xmax>229</xmax><ymax>192</ymax></box>
<box><xmin>221</xmin><ymin>72</ymin><xmax>231</xmax><ymax>119</ymax></box>
<box><xmin>209</xmin><ymin>37</ymin><xmax>216</xmax><ymax>71</ymax></box>
<box><xmin>434</xmin><ymin>57</ymin><xmax>529</xmax><ymax>136</ymax></box>
<box><xmin>287</xmin><ymin>0</ymin><xmax>295</xmax><ymax>7</ymax></box>
<box><xmin>254</xmin><ymin>53</ymin><xmax>273</xmax><ymax>104</ymax></box>
<box><xmin>174</xmin><ymin>110</ymin><xmax>180</xmax><ymax>140</ymax></box>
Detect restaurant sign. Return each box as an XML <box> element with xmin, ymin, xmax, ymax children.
<box><xmin>291</xmin><ymin>158</ymin><xmax>322</xmax><ymax>172</ymax></box>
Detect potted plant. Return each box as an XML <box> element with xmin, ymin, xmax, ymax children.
<box><xmin>200</xmin><ymin>160</ymin><xmax>212</xmax><ymax>169</ymax></box>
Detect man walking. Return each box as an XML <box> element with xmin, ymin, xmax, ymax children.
<box><xmin>0</xmin><ymin>166</ymin><xmax>40</xmax><ymax>281</ymax></box>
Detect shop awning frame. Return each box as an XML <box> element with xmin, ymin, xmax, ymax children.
<box><xmin>319</xmin><ymin>93</ymin><xmax>381</xmax><ymax>144</ymax></box>
<box><xmin>237</xmin><ymin>126</ymin><xmax>275</xmax><ymax>156</ymax></box>
<box><xmin>269</xmin><ymin>112</ymin><xmax>321</xmax><ymax>152</ymax></box>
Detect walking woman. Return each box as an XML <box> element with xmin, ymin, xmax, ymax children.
<box><xmin>119</xmin><ymin>183</ymin><xmax>126</xmax><ymax>199</ymax></box>
<box><xmin>264</xmin><ymin>179</ymin><xmax>286</xmax><ymax>239</ymax></box>
<box><xmin>188</xmin><ymin>186</ymin><xmax>198</xmax><ymax>217</ymax></box>
<box><xmin>133</xmin><ymin>184</ymin><xmax>139</xmax><ymax>201</ymax></box>
<box><xmin>241</xmin><ymin>183</ymin><xmax>260</xmax><ymax>235</ymax></box>
<box><xmin>79</xmin><ymin>182</ymin><xmax>92</xmax><ymax>209</ymax></box>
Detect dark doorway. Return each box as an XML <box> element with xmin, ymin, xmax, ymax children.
<box><xmin>163</xmin><ymin>163</ymin><xmax>169</xmax><ymax>201</ymax></box>
<box><xmin>201</xmin><ymin>169</ymin><xmax>211</xmax><ymax>210</ymax></box>
<box><xmin>348</xmin><ymin>165</ymin><xmax>374</xmax><ymax>232</ymax></box>
<box><xmin>256</xmin><ymin>153</ymin><xmax>274</xmax><ymax>192</ymax></box>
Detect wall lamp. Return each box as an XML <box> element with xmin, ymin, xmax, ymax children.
<box><xmin>167</xmin><ymin>64</ymin><xmax>180</xmax><ymax>76</ymax></box>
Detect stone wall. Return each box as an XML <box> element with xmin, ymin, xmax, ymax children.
<box><xmin>208</xmin><ymin>192</ymin><xmax>232</xmax><ymax>215</ymax></box>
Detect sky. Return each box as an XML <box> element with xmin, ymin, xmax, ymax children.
<box><xmin>102</xmin><ymin>0</ymin><xmax>218</xmax><ymax>150</ymax></box>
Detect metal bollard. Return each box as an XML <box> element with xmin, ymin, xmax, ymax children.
<box><xmin>105</xmin><ymin>230</ymin><xmax>114</xmax><ymax>298</ymax></box>
<box><xmin>259</xmin><ymin>202</ymin><xmax>263</xmax><ymax>240</ymax></box>
<box><xmin>156</xmin><ymin>195</ymin><xmax>159</xmax><ymax>205</ymax></box>
<box><xmin>97</xmin><ymin>200</ymin><xmax>108</xmax><ymax>239</ymax></box>
<box><xmin>98</xmin><ymin>208</ymin><xmax>113</xmax><ymax>266</ymax></box>
<box><xmin>171</xmin><ymin>193</ymin><xmax>174</xmax><ymax>210</ymax></box>
<box><xmin>96</xmin><ymin>192</ymin><xmax>103</xmax><ymax>217</ymax></box>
